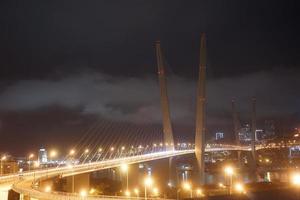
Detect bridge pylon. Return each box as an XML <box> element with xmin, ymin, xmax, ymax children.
<box><xmin>155</xmin><ymin>41</ymin><xmax>175</xmax><ymax>151</ymax></box>
<box><xmin>251</xmin><ymin>97</ymin><xmax>258</xmax><ymax>181</ymax></box>
<box><xmin>232</xmin><ymin>99</ymin><xmax>242</xmax><ymax>168</ymax></box>
<box><xmin>195</xmin><ymin>33</ymin><xmax>207</xmax><ymax>185</ymax></box>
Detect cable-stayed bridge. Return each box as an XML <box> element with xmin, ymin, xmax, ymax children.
<box><xmin>0</xmin><ymin>33</ymin><xmax>266</xmax><ymax>200</ymax></box>
<box><xmin>0</xmin><ymin>144</ymin><xmax>254</xmax><ymax>200</ymax></box>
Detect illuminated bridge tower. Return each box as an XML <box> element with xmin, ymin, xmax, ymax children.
<box><xmin>155</xmin><ymin>41</ymin><xmax>175</xmax><ymax>151</ymax></box>
<box><xmin>232</xmin><ymin>99</ymin><xmax>241</xmax><ymax>167</ymax></box>
<box><xmin>195</xmin><ymin>33</ymin><xmax>207</xmax><ymax>185</ymax></box>
<box><xmin>251</xmin><ymin>97</ymin><xmax>257</xmax><ymax>181</ymax></box>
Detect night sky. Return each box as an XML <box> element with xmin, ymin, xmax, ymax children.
<box><xmin>0</xmin><ymin>1</ymin><xmax>300</xmax><ymax>155</ymax></box>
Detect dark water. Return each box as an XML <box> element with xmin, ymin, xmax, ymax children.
<box><xmin>204</xmin><ymin>171</ymin><xmax>289</xmax><ymax>184</ymax></box>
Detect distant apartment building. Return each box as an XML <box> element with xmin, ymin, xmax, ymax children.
<box><xmin>238</xmin><ymin>123</ymin><xmax>252</xmax><ymax>142</ymax></box>
<box><xmin>215</xmin><ymin>132</ymin><xmax>224</xmax><ymax>140</ymax></box>
<box><xmin>38</xmin><ymin>148</ymin><xmax>48</xmax><ymax>163</ymax></box>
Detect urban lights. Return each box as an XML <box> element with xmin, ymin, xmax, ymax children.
<box><xmin>224</xmin><ymin>166</ymin><xmax>234</xmax><ymax>176</ymax></box>
<box><xmin>224</xmin><ymin>165</ymin><xmax>234</xmax><ymax>195</ymax></box>
<box><xmin>44</xmin><ymin>185</ymin><xmax>51</xmax><ymax>193</ymax></box>
<box><xmin>0</xmin><ymin>155</ymin><xmax>7</xmax><ymax>175</ymax></box>
<box><xmin>234</xmin><ymin>183</ymin><xmax>245</xmax><ymax>194</ymax></box>
<box><xmin>134</xmin><ymin>188</ymin><xmax>139</xmax><ymax>197</ymax></box>
<box><xmin>152</xmin><ymin>187</ymin><xmax>159</xmax><ymax>196</ymax></box>
<box><xmin>80</xmin><ymin>190</ymin><xmax>87</xmax><ymax>197</ymax></box>
<box><xmin>182</xmin><ymin>182</ymin><xmax>192</xmax><ymax>198</ymax></box>
<box><xmin>144</xmin><ymin>177</ymin><xmax>153</xmax><ymax>200</ymax></box>
<box><xmin>124</xmin><ymin>190</ymin><xmax>130</xmax><ymax>197</ymax></box>
<box><xmin>291</xmin><ymin>173</ymin><xmax>300</xmax><ymax>186</ymax></box>
<box><xmin>69</xmin><ymin>149</ymin><xmax>75</xmax><ymax>156</ymax></box>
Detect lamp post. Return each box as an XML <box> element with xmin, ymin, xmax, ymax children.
<box><xmin>224</xmin><ymin>166</ymin><xmax>234</xmax><ymax>195</ymax></box>
<box><xmin>0</xmin><ymin>155</ymin><xmax>7</xmax><ymax>175</ymax></box>
<box><xmin>33</xmin><ymin>161</ymin><xmax>40</xmax><ymax>183</ymax></box>
<box><xmin>80</xmin><ymin>189</ymin><xmax>87</xmax><ymax>200</ymax></box>
<box><xmin>144</xmin><ymin>177</ymin><xmax>153</xmax><ymax>200</ymax></box>
<box><xmin>28</xmin><ymin>154</ymin><xmax>34</xmax><ymax>172</ymax></box>
<box><xmin>291</xmin><ymin>172</ymin><xmax>300</xmax><ymax>200</ymax></box>
<box><xmin>152</xmin><ymin>187</ymin><xmax>159</xmax><ymax>197</ymax></box>
<box><xmin>134</xmin><ymin>188</ymin><xmax>139</xmax><ymax>198</ymax></box>
<box><xmin>182</xmin><ymin>182</ymin><xmax>192</xmax><ymax>198</ymax></box>
<box><xmin>234</xmin><ymin>182</ymin><xmax>245</xmax><ymax>194</ymax></box>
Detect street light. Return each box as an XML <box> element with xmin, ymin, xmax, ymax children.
<box><xmin>144</xmin><ymin>177</ymin><xmax>153</xmax><ymax>200</ymax></box>
<box><xmin>28</xmin><ymin>153</ymin><xmax>34</xmax><ymax>172</ymax></box>
<box><xmin>182</xmin><ymin>182</ymin><xmax>192</xmax><ymax>198</ymax></box>
<box><xmin>69</xmin><ymin>149</ymin><xmax>75</xmax><ymax>156</ymax></box>
<box><xmin>125</xmin><ymin>190</ymin><xmax>131</xmax><ymax>197</ymax></box>
<box><xmin>234</xmin><ymin>182</ymin><xmax>245</xmax><ymax>194</ymax></box>
<box><xmin>0</xmin><ymin>155</ymin><xmax>7</xmax><ymax>175</ymax></box>
<box><xmin>44</xmin><ymin>185</ymin><xmax>52</xmax><ymax>193</ymax></box>
<box><xmin>291</xmin><ymin>173</ymin><xmax>300</xmax><ymax>200</ymax></box>
<box><xmin>224</xmin><ymin>165</ymin><xmax>234</xmax><ymax>195</ymax></box>
<box><xmin>291</xmin><ymin>173</ymin><xmax>300</xmax><ymax>186</ymax></box>
<box><xmin>152</xmin><ymin>187</ymin><xmax>159</xmax><ymax>197</ymax></box>
<box><xmin>80</xmin><ymin>189</ymin><xmax>87</xmax><ymax>199</ymax></box>
<box><xmin>134</xmin><ymin>188</ymin><xmax>139</xmax><ymax>198</ymax></box>
<box><xmin>32</xmin><ymin>161</ymin><xmax>40</xmax><ymax>183</ymax></box>
<box><xmin>120</xmin><ymin>163</ymin><xmax>129</xmax><ymax>190</ymax></box>
<box><xmin>49</xmin><ymin>150</ymin><xmax>57</xmax><ymax>164</ymax></box>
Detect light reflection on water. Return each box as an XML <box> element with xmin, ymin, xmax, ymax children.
<box><xmin>204</xmin><ymin>171</ymin><xmax>289</xmax><ymax>184</ymax></box>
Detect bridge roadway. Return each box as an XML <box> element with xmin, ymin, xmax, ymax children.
<box><xmin>0</xmin><ymin>145</ymin><xmax>251</xmax><ymax>200</ymax></box>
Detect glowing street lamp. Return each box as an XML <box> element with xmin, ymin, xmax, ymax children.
<box><xmin>224</xmin><ymin>166</ymin><xmax>234</xmax><ymax>176</ymax></box>
<box><xmin>125</xmin><ymin>190</ymin><xmax>131</xmax><ymax>197</ymax></box>
<box><xmin>218</xmin><ymin>182</ymin><xmax>226</xmax><ymax>188</ymax></box>
<box><xmin>44</xmin><ymin>185</ymin><xmax>52</xmax><ymax>193</ymax></box>
<box><xmin>144</xmin><ymin>177</ymin><xmax>153</xmax><ymax>200</ymax></box>
<box><xmin>224</xmin><ymin>165</ymin><xmax>234</xmax><ymax>195</ymax></box>
<box><xmin>234</xmin><ymin>183</ymin><xmax>245</xmax><ymax>194</ymax></box>
<box><xmin>49</xmin><ymin>150</ymin><xmax>57</xmax><ymax>161</ymax></box>
<box><xmin>80</xmin><ymin>189</ymin><xmax>87</xmax><ymax>199</ymax></box>
<box><xmin>69</xmin><ymin>149</ymin><xmax>75</xmax><ymax>156</ymax></box>
<box><xmin>89</xmin><ymin>188</ymin><xmax>96</xmax><ymax>194</ymax></box>
<box><xmin>291</xmin><ymin>173</ymin><xmax>300</xmax><ymax>186</ymax></box>
<box><xmin>152</xmin><ymin>187</ymin><xmax>159</xmax><ymax>197</ymax></box>
<box><xmin>182</xmin><ymin>182</ymin><xmax>192</xmax><ymax>198</ymax></box>
<box><xmin>134</xmin><ymin>188</ymin><xmax>139</xmax><ymax>197</ymax></box>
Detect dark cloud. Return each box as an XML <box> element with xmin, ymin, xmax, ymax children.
<box><xmin>0</xmin><ymin>68</ymin><xmax>299</xmax><ymax>125</ymax></box>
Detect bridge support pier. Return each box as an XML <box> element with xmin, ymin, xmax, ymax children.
<box><xmin>0</xmin><ymin>190</ymin><xmax>8</xmax><ymax>200</ymax></box>
<box><xmin>65</xmin><ymin>173</ymin><xmax>90</xmax><ymax>193</ymax></box>
<box><xmin>19</xmin><ymin>194</ymin><xmax>30</xmax><ymax>200</ymax></box>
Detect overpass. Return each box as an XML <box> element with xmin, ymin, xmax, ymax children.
<box><xmin>0</xmin><ymin>145</ymin><xmax>252</xmax><ymax>200</ymax></box>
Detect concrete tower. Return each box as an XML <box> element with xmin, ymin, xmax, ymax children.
<box><xmin>251</xmin><ymin>97</ymin><xmax>257</xmax><ymax>180</ymax></box>
<box><xmin>155</xmin><ymin>41</ymin><xmax>174</xmax><ymax>151</ymax></box>
<box><xmin>195</xmin><ymin>33</ymin><xmax>207</xmax><ymax>184</ymax></box>
<box><xmin>232</xmin><ymin>99</ymin><xmax>241</xmax><ymax>167</ymax></box>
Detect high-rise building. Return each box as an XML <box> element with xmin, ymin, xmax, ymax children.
<box><xmin>264</xmin><ymin>120</ymin><xmax>275</xmax><ymax>139</ymax></box>
<box><xmin>215</xmin><ymin>132</ymin><xmax>224</xmax><ymax>140</ymax></box>
<box><xmin>38</xmin><ymin>148</ymin><xmax>47</xmax><ymax>163</ymax></box>
<box><xmin>238</xmin><ymin>123</ymin><xmax>252</xmax><ymax>142</ymax></box>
